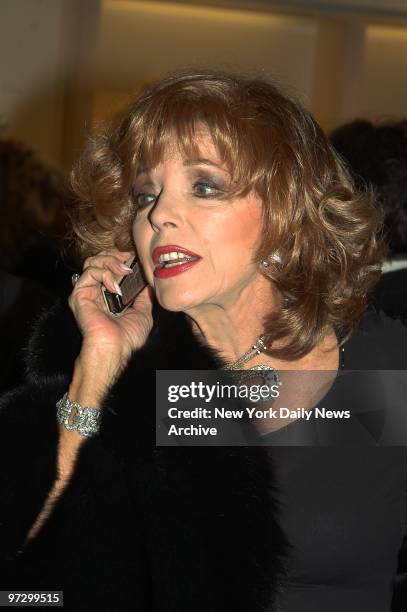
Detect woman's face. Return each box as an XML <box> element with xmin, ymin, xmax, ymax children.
<box><xmin>132</xmin><ymin>134</ymin><xmax>266</xmax><ymax>313</ymax></box>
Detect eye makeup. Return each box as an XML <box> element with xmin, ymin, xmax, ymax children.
<box><xmin>192</xmin><ymin>181</ymin><xmax>226</xmax><ymax>200</ymax></box>
<box><xmin>189</xmin><ymin>168</ymin><xmax>229</xmax><ymax>198</ymax></box>
<box><xmin>134</xmin><ymin>191</ymin><xmax>157</xmax><ymax>208</ymax></box>
<box><xmin>132</xmin><ymin>177</ymin><xmax>160</xmax><ymax>209</ymax></box>
<box><xmin>132</xmin><ymin>162</ymin><xmax>231</xmax><ymax>211</ymax></box>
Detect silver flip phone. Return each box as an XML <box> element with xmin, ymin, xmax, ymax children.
<box><xmin>102</xmin><ymin>258</ymin><xmax>147</xmax><ymax>316</ymax></box>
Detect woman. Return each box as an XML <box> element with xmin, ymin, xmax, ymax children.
<box><xmin>0</xmin><ymin>70</ymin><xmax>406</xmax><ymax>611</ymax></box>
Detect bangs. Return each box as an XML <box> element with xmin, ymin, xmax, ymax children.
<box><xmin>124</xmin><ymin>91</ymin><xmax>262</xmax><ymax>198</ymax></box>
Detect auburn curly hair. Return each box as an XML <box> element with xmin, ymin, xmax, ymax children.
<box><xmin>68</xmin><ymin>69</ymin><xmax>384</xmax><ymax>360</ymax></box>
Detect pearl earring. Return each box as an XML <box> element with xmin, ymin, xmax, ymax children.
<box><xmin>261</xmin><ymin>252</ymin><xmax>282</xmax><ymax>268</ymax></box>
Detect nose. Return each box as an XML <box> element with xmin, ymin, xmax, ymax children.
<box><xmin>148</xmin><ymin>189</ymin><xmax>183</xmax><ymax>232</ymax></box>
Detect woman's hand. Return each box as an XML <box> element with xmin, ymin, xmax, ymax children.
<box><xmin>25</xmin><ymin>250</ymin><xmax>154</xmax><ymax>538</ymax></box>
<box><xmin>68</xmin><ymin>249</ymin><xmax>154</xmax><ymax>384</ymax></box>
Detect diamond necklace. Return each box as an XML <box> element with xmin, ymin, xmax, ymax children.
<box><xmin>223</xmin><ymin>335</ymin><xmax>281</xmax><ymax>388</ymax></box>
<box><xmin>223</xmin><ymin>336</ymin><xmax>269</xmax><ymax>370</ymax></box>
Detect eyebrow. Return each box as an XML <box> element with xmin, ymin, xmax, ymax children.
<box><xmin>183</xmin><ymin>158</ymin><xmax>227</xmax><ymax>171</ymax></box>
<box><xmin>135</xmin><ymin>158</ymin><xmax>228</xmax><ymax>177</ymax></box>
<box><xmin>135</xmin><ymin>166</ymin><xmax>150</xmax><ymax>177</ymax></box>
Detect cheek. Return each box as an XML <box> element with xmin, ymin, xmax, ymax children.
<box><xmin>202</xmin><ymin>202</ymin><xmax>263</xmax><ymax>264</ymax></box>
<box><xmin>132</xmin><ymin>220</ymin><xmax>152</xmax><ymax>270</ymax></box>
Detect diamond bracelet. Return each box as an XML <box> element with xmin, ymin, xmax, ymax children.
<box><xmin>56</xmin><ymin>393</ymin><xmax>102</xmax><ymax>437</ymax></box>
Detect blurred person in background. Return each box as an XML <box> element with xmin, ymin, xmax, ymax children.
<box><xmin>0</xmin><ymin>139</ymin><xmax>72</xmax><ymax>296</ymax></box>
<box><xmin>0</xmin><ymin>140</ymin><xmax>73</xmax><ymax>390</ymax></box>
<box><xmin>0</xmin><ymin>71</ymin><xmax>406</xmax><ymax>612</ymax></box>
<box><xmin>331</xmin><ymin>119</ymin><xmax>407</xmax><ymax>322</ymax></box>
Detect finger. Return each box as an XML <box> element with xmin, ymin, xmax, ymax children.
<box><xmin>83</xmin><ymin>252</ymin><xmax>130</xmax><ymax>270</ymax></box>
<box><xmin>68</xmin><ymin>280</ymin><xmax>106</xmax><ymax>312</ymax></box>
<box><xmin>83</xmin><ymin>248</ymin><xmax>134</xmax><ymax>266</ymax></box>
<box><xmin>74</xmin><ymin>266</ymin><xmax>123</xmax><ymax>295</ymax></box>
<box><xmin>105</xmin><ymin>248</ymin><xmax>134</xmax><ymax>260</ymax></box>
<box><xmin>83</xmin><ymin>253</ymin><xmax>135</xmax><ymax>277</ymax></box>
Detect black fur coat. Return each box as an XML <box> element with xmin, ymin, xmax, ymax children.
<box><xmin>0</xmin><ymin>299</ymin><xmax>288</xmax><ymax>612</ymax></box>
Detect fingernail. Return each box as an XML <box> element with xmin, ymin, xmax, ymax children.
<box><xmin>119</xmin><ymin>263</ymin><xmax>133</xmax><ymax>272</ymax></box>
<box><xmin>114</xmin><ymin>282</ymin><xmax>122</xmax><ymax>296</ymax></box>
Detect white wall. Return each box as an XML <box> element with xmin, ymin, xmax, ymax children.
<box><xmin>2</xmin><ymin>0</ymin><xmax>407</xmax><ymax>167</ymax></box>
<box><xmin>0</xmin><ymin>0</ymin><xmax>100</xmax><ymax>168</ymax></box>
<box><xmin>96</xmin><ymin>1</ymin><xmax>407</xmax><ymax>133</ymax></box>
<box><xmin>96</xmin><ymin>0</ymin><xmax>319</xmax><ymax>105</ymax></box>
<box><xmin>0</xmin><ymin>0</ymin><xmax>66</xmax><ymax>163</ymax></box>
<box><xmin>363</xmin><ymin>25</ymin><xmax>407</xmax><ymax>121</ymax></box>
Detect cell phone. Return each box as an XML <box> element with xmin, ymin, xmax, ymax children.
<box><xmin>102</xmin><ymin>257</ymin><xmax>147</xmax><ymax>316</ymax></box>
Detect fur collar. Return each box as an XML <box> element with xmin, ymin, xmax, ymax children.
<box><xmin>24</xmin><ymin>299</ymin><xmax>289</xmax><ymax>611</ymax></box>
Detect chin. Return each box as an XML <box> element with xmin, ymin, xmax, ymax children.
<box><xmin>154</xmin><ymin>286</ymin><xmax>205</xmax><ymax>313</ymax></box>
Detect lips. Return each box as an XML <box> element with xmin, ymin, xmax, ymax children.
<box><xmin>151</xmin><ymin>244</ymin><xmax>202</xmax><ymax>279</ymax></box>
<box><xmin>152</xmin><ymin>245</ymin><xmax>201</xmax><ymax>265</ymax></box>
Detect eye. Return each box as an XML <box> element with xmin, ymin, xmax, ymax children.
<box><xmin>134</xmin><ymin>192</ymin><xmax>157</xmax><ymax>208</ymax></box>
<box><xmin>193</xmin><ymin>181</ymin><xmax>222</xmax><ymax>198</ymax></box>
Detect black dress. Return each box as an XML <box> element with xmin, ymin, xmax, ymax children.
<box><xmin>261</xmin><ymin>309</ymin><xmax>407</xmax><ymax>611</ymax></box>
<box><xmin>0</xmin><ymin>300</ymin><xmax>406</xmax><ymax>611</ymax></box>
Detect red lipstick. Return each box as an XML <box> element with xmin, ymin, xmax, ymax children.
<box><xmin>152</xmin><ymin>245</ymin><xmax>202</xmax><ymax>279</ymax></box>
